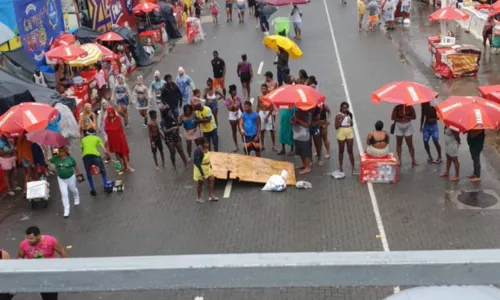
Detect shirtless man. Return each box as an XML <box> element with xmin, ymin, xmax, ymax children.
<box><xmin>148</xmin><ymin>110</ymin><xmax>165</xmax><ymax>169</ymax></box>
<box><xmin>264</xmin><ymin>71</ymin><xmax>278</xmax><ymax>91</ymax></box>
<box><xmin>257</xmin><ymin>84</ymin><xmax>276</xmax><ymax>151</ymax></box>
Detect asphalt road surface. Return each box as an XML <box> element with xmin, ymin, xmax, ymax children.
<box><xmin>2</xmin><ymin>1</ymin><xmax>500</xmax><ymax>299</ymax></box>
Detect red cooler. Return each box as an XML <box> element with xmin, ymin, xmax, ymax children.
<box><xmin>359</xmin><ymin>153</ymin><xmax>398</xmax><ymax>184</ymax></box>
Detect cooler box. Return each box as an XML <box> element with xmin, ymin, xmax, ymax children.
<box><xmin>274</xmin><ymin>17</ymin><xmax>290</xmax><ymax>37</ymax></box>
<box><xmin>139</xmin><ymin>30</ymin><xmax>162</xmax><ymax>50</ymax></box>
<box><xmin>27</xmin><ymin>180</ymin><xmax>50</xmax><ymax>200</ymax></box>
<box><xmin>359</xmin><ymin>153</ymin><xmax>398</xmax><ymax>184</ymax></box>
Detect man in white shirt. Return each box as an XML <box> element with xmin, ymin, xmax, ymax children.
<box><xmin>291</xmin><ymin>5</ymin><xmax>302</xmax><ymax>40</ymax></box>
<box><xmin>33</xmin><ymin>68</ymin><xmax>47</xmax><ymax>88</ymax></box>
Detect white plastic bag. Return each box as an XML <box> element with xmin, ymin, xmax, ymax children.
<box><xmin>295</xmin><ymin>181</ymin><xmax>312</xmax><ymax>189</ymax></box>
<box><xmin>55</xmin><ymin>103</ymin><xmax>79</xmax><ymax>139</ymax></box>
<box><xmin>262</xmin><ymin>170</ymin><xmax>288</xmax><ymax>192</ymax></box>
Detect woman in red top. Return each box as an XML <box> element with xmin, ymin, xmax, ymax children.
<box><xmin>104</xmin><ymin>107</ymin><xmax>134</xmax><ymax>172</ymax></box>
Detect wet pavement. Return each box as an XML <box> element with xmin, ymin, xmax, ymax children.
<box><xmin>3</xmin><ymin>1</ymin><xmax>500</xmax><ymax>299</ymax></box>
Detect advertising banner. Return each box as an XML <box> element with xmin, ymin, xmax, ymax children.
<box><xmin>0</xmin><ymin>0</ymin><xmax>22</xmax><ymax>50</ymax></box>
<box><xmin>87</xmin><ymin>0</ymin><xmax>136</xmax><ymax>32</ymax></box>
<box><xmin>14</xmin><ymin>0</ymin><xmax>65</xmax><ymax>66</ymax></box>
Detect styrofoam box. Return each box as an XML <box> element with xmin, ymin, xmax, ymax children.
<box><xmin>26</xmin><ymin>180</ymin><xmax>50</xmax><ymax>200</ymax></box>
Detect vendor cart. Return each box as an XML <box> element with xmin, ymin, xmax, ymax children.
<box><xmin>428</xmin><ymin>36</ymin><xmax>481</xmax><ymax>78</ymax></box>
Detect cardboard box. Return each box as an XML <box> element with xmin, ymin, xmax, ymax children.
<box><xmin>360</xmin><ymin>153</ymin><xmax>398</xmax><ymax>184</ymax></box>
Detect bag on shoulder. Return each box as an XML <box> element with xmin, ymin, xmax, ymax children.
<box><xmin>390</xmin><ymin>122</ymin><xmax>396</xmax><ymax>135</ymax></box>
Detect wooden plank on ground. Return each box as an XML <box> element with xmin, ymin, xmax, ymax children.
<box><xmin>210</xmin><ymin>152</ymin><xmax>296</xmax><ymax>185</ymax></box>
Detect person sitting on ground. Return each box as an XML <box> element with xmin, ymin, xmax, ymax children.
<box><xmin>366</xmin><ymin>120</ymin><xmax>390</xmax><ymax>157</ymax></box>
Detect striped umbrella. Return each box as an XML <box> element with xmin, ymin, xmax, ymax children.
<box><xmin>68</xmin><ymin>43</ymin><xmax>104</xmax><ymax>67</ymax></box>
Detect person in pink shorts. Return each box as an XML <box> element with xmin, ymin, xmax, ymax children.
<box><xmin>18</xmin><ymin>226</ymin><xmax>68</xmax><ymax>300</ymax></box>
<box><xmin>0</xmin><ymin>134</ymin><xmax>20</xmax><ymax>196</ymax></box>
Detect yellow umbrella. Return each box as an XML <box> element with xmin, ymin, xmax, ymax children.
<box><xmin>67</xmin><ymin>43</ymin><xmax>103</xmax><ymax>67</ymax></box>
<box><xmin>263</xmin><ymin>35</ymin><xmax>303</xmax><ymax>59</ymax></box>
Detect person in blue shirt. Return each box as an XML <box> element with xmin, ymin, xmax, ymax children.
<box><xmin>238</xmin><ymin>100</ymin><xmax>261</xmax><ymax>157</ymax></box>
<box><xmin>175</xmin><ymin>67</ymin><xmax>195</xmax><ymax>106</ymax></box>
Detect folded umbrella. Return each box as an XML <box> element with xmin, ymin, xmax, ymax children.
<box><xmin>26</xmin><ymin>129</ymin><xmax>69</xmax><ymax>147</ymax></box>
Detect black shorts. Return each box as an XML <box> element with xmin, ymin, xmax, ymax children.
<box><xmin>244</xmin><ymin>135</ymin><xmax>260</xmax><ymax>152</ymax></box>
<box><xmin>240</xmin><ymin>72</ymin><xmax>251</xmax><ymax>83</ymax></box>
<box><xmin>151</xmin><ymin>135</ymin><xmax>163</xmax><ymax>153</ymax></box>
<box><xmin>294</xmin><ymin>140</ymin><xmax>311</xmax><ymax>159</ymax></box>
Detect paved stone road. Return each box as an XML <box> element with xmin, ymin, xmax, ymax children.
<box><xmin>2</xmin><ymin>1</ymin><xmax>500</xmax><ymax>299</ymax></box>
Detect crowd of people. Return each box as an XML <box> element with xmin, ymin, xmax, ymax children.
<box><xmin>357</xmin><ymin>0</ymin><xmax>412</xmax><ymax>32</ymax></box>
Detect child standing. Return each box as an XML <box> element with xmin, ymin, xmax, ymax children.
<box><xmin>440</xmin><ymin>127</ymin><xmax>460</xmax><ymax>181</ymax></box>
<box><xmin>366</xmin><ymin>0</ymin><xmax>380</xmax><ymax>32</ymax></box>
<box><xmin>357</xmin><ymin>0</ymin><xmax>366</xmax><ymax>32</ymax></box>
<box><xmin>148</xmin><ymin>110</ymin><xmax>165</xmax><ymax>169</ymax></box>
<box><xmin>210</xmin><ymin>0</ymin><xmax>219</xmax><ymax>24</ymax></box>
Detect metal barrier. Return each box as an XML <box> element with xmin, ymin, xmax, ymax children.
<box><xmin>2</xmin><ymin>249</ymin><xmax>500</xmax><ymax>293</ymax></box>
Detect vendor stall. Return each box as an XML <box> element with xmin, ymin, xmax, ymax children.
<box><xmin>133</xmin><ymin>3</ymin><xmax>166</xmax><ymax>51</ymax></box>
<box><xmin>428</xmin><ymin>37</ymin><xmax>481</xmax><ymax>78</ymax></box>
<box><xmin>96</xmin><ymin>31</ymin><xmax>137</xmax><ymax>78</ymax></box>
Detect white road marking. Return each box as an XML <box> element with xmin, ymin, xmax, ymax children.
<box><xmin>257</xmin><ymin>61</ymin><xmax>264</xmax><ymax>75</ymax></box>
<box><xmin>223</xmin><ymin>179</ymin><xmax>233</xmax><ymax>198</ymax></box>
<box><xmin>321</xmin><ymin>0</ymin><xmax>399</xmax><ymax>294</ymax></box>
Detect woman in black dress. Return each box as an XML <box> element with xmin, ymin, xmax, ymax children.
<box><xmin>161</xmin><ymin>108</ymin><xmax>188</xmax><ymax>169</ymax></box>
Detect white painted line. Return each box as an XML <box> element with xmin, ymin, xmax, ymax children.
<box><xmin>257</xmin><ymin>61</ymin><xmax>264</xmax><ymax>75</ymax></box>
<box><xmin>321</xmin><ymin>0</ymin><xmax>399</xmax><ymax>294</ymax></box>
<box><xmin>223</xmin><ymin>179</ymin><xmax>233</xmax><ymax>198</ymax></box>
<box><xmin>250</xmin><ymin>97</ymin><xmax>255</xmax><ymax>105</ymax></box>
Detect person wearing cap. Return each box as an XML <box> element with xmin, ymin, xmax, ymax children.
<box><xmin>33</xmin><ymin>68</ymin><xmax>47</xmax><ymax>88</ymax></box>
<box><xmin>149</xmin><ymin>70</ymin><xmax>166</xmax><ymax>112</ymax></box>
<box><xmin>80</xmin><ymin>128</ymin><xmax>110</xmax><ymax>196</ymax></box>
<box><xmin>176</xmin><ymin>67</ymin><xmax>195</xmax><ymax>107</ymax></box>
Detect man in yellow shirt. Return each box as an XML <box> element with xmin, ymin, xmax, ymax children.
<box><xmin>81</xmin><ymin>129</ymin><xmax>110</xmax><ymax>196</ymax></box>
<box><xmin>358</xmin><ymin>0</ymin><xmax>366</xmax><ymax>32</ymax></box>
<box><xmin>193</xmin><ymin>100</ymin><xmax>219</xmax><ymax>151</ymax></box>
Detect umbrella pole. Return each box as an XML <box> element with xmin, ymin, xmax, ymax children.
<box><xmin>440</xmin><ymin>0</ymin><xmax>447</xmax><ymax>44</ymax></box>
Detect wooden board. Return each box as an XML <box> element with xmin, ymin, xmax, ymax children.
<box><xmin>210</xmin><ymin>152</ymin><xmax>296</xmax><ymax>185</ymax></box>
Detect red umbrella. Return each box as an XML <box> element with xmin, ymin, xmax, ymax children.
<box><xmin>429</xmin><ymin>7</ymin><xmax>469</xmax><ymax>21</ymax></box>
<box><xmin>262</xmin><ymin>85</ymin><xmax>325</xmax><ymax>110</ymax></box>
<box><xmin>96</xmin><ymin>32</ymin><xmax>124</xmax><ymax>42</ymax></box>
<box><xmin>371</xmin><ymin>81</ymin><xmax>438</xmax><ymax>106</ymax></box>
<box><xmin>436</xmin><ymin>96</ymin><xmax>500</xmax><ymax>132</ymax></box>
<box><xmin>132</xmin><ymin>2</ymin><xmax>161</xmax><ymax>14</ymax></box>
<box><xmin>0</xmin><ymin>103</ymin><xmax>59</xmax><ymax>135</ymax></box>
<box><xmin>45</xmin><ymin>45</ymin><xmax>88</xmax><ymax>62</ymax></box>
<box><xmin>265</xmin><ymin>0</ymin><xmax>310</xmax><ymax>5</ymax></box>
<box><xmin>51</xmin><ymin>33</ymin><xmax>76</xmax><ymax>49</ymax></box>
<box><xmin>26</xmin><ymin>130</ymin><xmax>69</xmax><ymax>147</ymax></box>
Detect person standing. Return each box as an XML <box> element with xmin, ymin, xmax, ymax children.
<box><xmin>440</xmin><ymin>127</ymin><xmax>460</xmax><ymax>181</ymax></box>
<box><xmin>78</xmin><ymin>103</ymin><xmax>97</xmax><ymax>137</ymax></box>
<box><xmin>161</xmin><ymin>74</ymin><xmax>183</xmax><ymax>120</ymax></box>
<box><xmin>149</xmin><ymin>70</ymin><xmax>167</xmax><ymax>112</ymax></box>
<box><xmin>17</xmin><ymin>226</ymin><xmax>68</xmax><ymax>300</ymax></box>
<box><xmin>264</xmin><ymin>71</ymin><xmax>278</xmax><ymax>91</ymax></box>
<box><xmin>33</xmin><ymin>68</ymin><xmax>48</xmax><ymax>87</ymax></box>
<box><xmin>310</xmin><ymin>106</ymin><xmax>324</xmax><ymax>166</ymax></box>
<box><xmin>96</xmin><ymin>99</ymin><xmax>111</xmax><ymax>157</ymax></box>
<box><xmin>16</xmin><ymin>133</ymin><xmax>34</xmax><ymax>195</ymax></box>
<box><xmin>400</xmin><ymin>0</ymin><xmax>411</xmax><ymax>22</ymax></box>
<box><xmin>274</xmin><ymin>47</ymin><xmax>289</xmax><ymax>86</ymax></box>
<box><xmin>211</xmin><ymin>51</ymin><xmax>227</xmax><ymax>97</ymax></box>
<box><xmin>180</xmin><ymin>104</ymin><xmax>202</xmax><ymax>161</ymax></box>
<box><xmin>237</xmin><ymin>0</ymin><xmax>245</xmax><ymax>23</ymax></box>
<box><xmin>161</xmin><ymin>108</ymin><xmax>188</xmax><ymax>170</ymax></box>
<box><xmin>292</xmin><ymin>109</ymin><xmax>312</xmax><ymax>174</ymax></box>
<box><xmin>203</xmin><ymin>78</ymin><xmax>224</xmax><ymax>125</ymax></box>
<box><xmin>318</xmin><ymin>103</ymin><xmax>331</xmax><ymax>159</ymax></box>
<box><xmin>104</xmin><ymin>108</ymin><xmax>134</xmax><ymax>172</ymax></box>
<box><xmin>483</xmin><ymin>15</ymin><xmax>495</xmax><ymax>48</ymax></box>
<box><xmin>225</xmin><ymin>0</ymin><xmax>233</xmax><ymax>22</ymax></box>
<box><xmin>357</xmin><ymin>0</ymin><xmax>366</xmax><ymax>32</ymax></box>
<box><xmin>176</xmin><ymin>67</ymin><xmax>195</xmax><ymax>107</ymax></box>
<box><xmin>391</xmin><ymin>104</ymin><xmax>418</xmax><ymax>166</ymax></box>
<box><xmin>420</xmin><ymin>102</ymin><xmax>442</xmax><ymax>164</ymax></box>
<box><xmin>467</xmin><ymin>129</ymin><xmax>485</xmax><ymax>182</ymax></box>
<box><xmin>148</xmin><ymin>110</ymin><xmax>165</xmax><ymax>169</ymax></box>
<box><xmin>237</xmin><ymin>54</ymin><xmax>253</xmax><ymax>101</ymax></box>
<box><xmin>291</xmin><ymin>5</ymin><xmax>303</xmax><ymax>39</ymax></box>
<box><xmin>239</xmin><ymin>100</ymin><xmax>261</xmax><ymax>156</ymax></box>
<box><xmin>193</xmin><ymin>100</ymin><xmax>219</xmax><ymax>151</ymax></box>
<box><xmin>0</xmin><ymin>134</ymin><xmax>19</xmax><ymax>196</ymax></box>
<box><xmin>132</xmin><ymin>76</ymin><xmax>150</xmax><ymax>128</ymax></box>
<box><xmin>112</xmin><ymin>75</ymin><xmax>132</xmax><ymax>128</ymax></box>
<box><xmin>366</xmin><ymin>0</ymin><xmax>380</xmax><ymax>32</ymax></box>
<box><xmin>210</xmin><ymin>0</ymin><xmax>220</xmax><ymax>24</ymax></box>
<box><xmin>225</xmin><ymin>85</ymin><xmax>243</xmax><ymax>152</ymax></box>
<box><xmin>51</xmin><ymin>147</ymin><xmax>82</xmax><ymax>218</ymax></box>
<box><xmin>335</xmin><ymin>102</ymin><xmax>356</xmax><ymax>174</ymax></box>
<box><xmin>193</xmin><ymin>137</ymin><xmax>219</xmax><ymax>203</ymax></box>
<box><xmin>80</xmin><ymin>128</ymin><xmax>110</xmax><ymax>196</ymax></box>
<box><xmin>257</xmin><ymin>84</ymin><xmax>276</xmax><ymax>151</ymax></box>
<box><xmin>95</xmin><ymin>62</ymin><xmax>108</xmax><ymax>101</ymax></box>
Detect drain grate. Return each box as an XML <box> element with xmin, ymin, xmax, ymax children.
<box><xmin>446</xmin><ymin>189</ymin><xmax>500</xmax><ymax>210</ymax></box>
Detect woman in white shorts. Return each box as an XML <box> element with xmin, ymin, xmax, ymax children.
<box><xmin>391</xmin><ymin>104</ymin><xmax>418</xmax><ymax>166</ymax></box>
<box><xmin>224</xmin><ymin>85</ymin><xmax>243</xmax><ymax>152</ymax></box>
<box><xmin>0</xmin><ymin>134</ymin><xmax>19</xmax><ymax>196</ymax></box>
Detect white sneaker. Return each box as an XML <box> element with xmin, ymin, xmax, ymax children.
<box><xmin>63</xmin><ymin>209</ymin><xmax>70</xmax><ymax>218</ymax></box>
<box><xmin>74</xmin><ymin>199</ymin><xmax>80</xmax><ymax>206</ymax></box>
<box><xmin>142</xmin><ymin>124</ymin><xmax>147</xmax><ymax>128</ymax></box>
